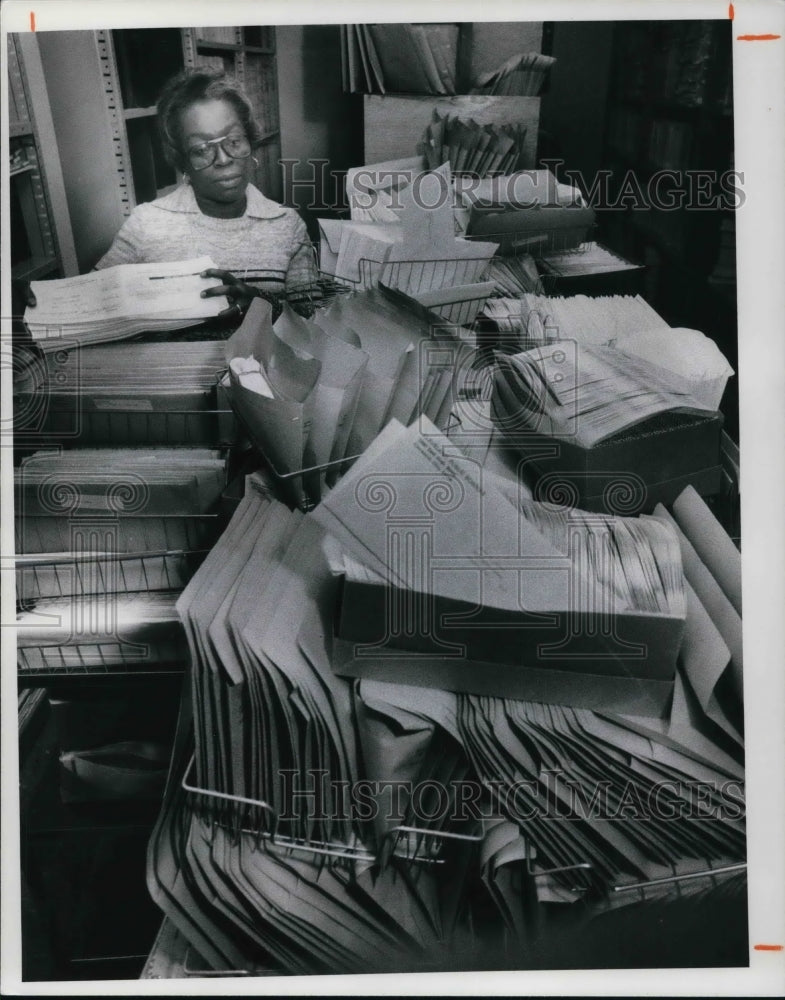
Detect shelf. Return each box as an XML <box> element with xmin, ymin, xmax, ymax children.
<box><xmin>10</xmin><ymin>162</ymin><xmax>36</xmax><ymax>177</ymax></box>
<box><xmin>12</xmin><ymin>255</ymin><xmax>59</xmax><ymax>282</ymax></box>
<box><xmin>195</xmin><ymin>40</ymin><xmax>242</xmax><ymax>52</ymax></box>
<box><xmin>196</xmin><ymin>41</ymin><xmax>275</xmax><ymax>54</ymax></box>
<box><xmin>10</xmin><ymin>120</ymin><xmax>34</xmax><ymax>138</ymax></box>
<box><xmin>124</xmin><ymin>106</ymin><xmax>158</xmax><ymax>120</ymax></box>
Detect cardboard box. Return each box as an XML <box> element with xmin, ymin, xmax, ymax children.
<box><xmin>331</xmin><ymin>636</ymin><xmax>673</xmax><ymax>717</ymax></box>
<box><xmin>467</xmin><ymin>204</ymin><xmax>595</xmax><ymax>255</ymax></box>
<box><xmin>504</xmin><ymin>410</ymin><xmax>724</xmax><ymax>515</ymax></box>
<box><xmin>335</xmin><ymin>567</ymin><xmax>684</xmax><ymax>698</ymax></box>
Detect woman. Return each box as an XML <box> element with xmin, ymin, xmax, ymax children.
<box><xmin>29</xmin><ymin>70</ymin><xmax>317</xmax><ymax>319</ymax></box>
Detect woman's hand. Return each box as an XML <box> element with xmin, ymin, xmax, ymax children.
<box><xmin>12</xmin><ymin>282</ymin><xmax>37</xmax><ymax>307</ymax></box>
<box><xmin>200</xmin><ymin>268</ymin><xmax>258</xmax><ymax>319</ymax></box>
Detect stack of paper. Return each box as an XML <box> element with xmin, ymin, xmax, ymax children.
<box><xmin>612</xmin><ymin>326</ymin><xmax>735</xmax><ymax>411</ymax></box>
<box><xmin>16</xmin><ymin>339</ymin><xmax>226</xmax><ymax>400</ymax></box>
<box><xmin>472</xmin><ymin>51</ymin><xmax>557</xmax><ymax>96</ymax></box>
<box><xmin>418</xmin><ymin>111</ymin><xmax>529</xmax><ymax>177</ymax></box>
<box><xmin>14</xmin><ymin>448</ymin><xmax>226</xmax><ymax>553</ymax></box>
<box><xmin>538</xmin><ymin>242</ymin><xmax>643</xmax><ymax>279</ymax></box>
<box><xmin>24</xmin><ymin>257</ymin><xmax>229</xmax><ymax>350</ymax></box>
<box><xmin>341</xmin><ymin>24</ymin><xmax>459</xmax><ymax>95</ymax></box>
<box><xmin>483</xmin><ymin>292</ymin><xmax>669</xmax><ymax>343</ymax></box>
<box><xmin>492</xmin><ymin>343</ymin><xmax>714</xmax><ymax>450</ymax></box>
<box><xmin>224</xmin><ymin>289</ymin><xmax>467</xmax><ymax>505</ymax></box>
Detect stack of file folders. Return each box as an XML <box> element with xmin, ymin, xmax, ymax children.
<box><xmin>13</xmin><ymin>340</ymin><xmax>233</xmax><ymax>447</ymax></box>
<box><xmin>418</xmin><ymin>112</ymin><xmax>529</xmax><ymax>178</ymax></box>
<box><xmin>223</xmin><ymin>288</ymin><xmax>478</xmax><ymax>508</ymax></box>
<box><xmin>341</xmin><ymin>24</ymin><xmax>460</xmax><ymax>95</ymax></box>
<box><xmin>146</xmin><ymin>417</ymin><xmax>744</xmax><ymax>974</ymax></box>
<box><xmin>14</xmin><ymin>448</ymin><xmax>227</xmax><ymax>554</ymax></box>
<box><xmin>471</xmin><ymin>51</ymin><xmax>557</xmax><ymax>96</ymax></box>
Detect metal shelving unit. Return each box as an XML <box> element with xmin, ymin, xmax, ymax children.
<box><xmin>7</xmin><ymin>33</ymin><xmax>78</xmax><ymax>280</ymax></box>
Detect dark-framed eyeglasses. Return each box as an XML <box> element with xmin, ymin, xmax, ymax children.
<box><xmin>186</xmin><ymin>132</ymin><xmax>252</xmax><ymax>171</ymax></box>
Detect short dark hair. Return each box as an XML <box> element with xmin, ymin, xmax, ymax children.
<box><xmin>157</xmin><ymin>70</ymin><xmax>263</xmax><ymax>171</ymax></box>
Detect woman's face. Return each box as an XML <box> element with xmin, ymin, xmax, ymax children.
<box><xmin>180</xmin><ymin>98</ymin><xmax>253</xmax><ymax>211</ymax></box>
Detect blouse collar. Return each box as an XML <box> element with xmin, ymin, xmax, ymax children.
<box><xmin>154</xmin><ymin>182</ymin><xmax>288</xmax><ymax>220</ymax></box>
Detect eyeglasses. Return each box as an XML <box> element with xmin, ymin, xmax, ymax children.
<box><xmin>186</xmin><ymin>132</ymin><xmax>252</xmax><ymax>171</ymax></box>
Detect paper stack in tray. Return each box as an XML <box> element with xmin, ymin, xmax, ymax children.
<box><xmin>313</xmin><ymin>416</ymin><xmax>687</xmax><ymax>716</ymax></box>
<box><xmin>15</xmin><ymin>339</ymin><xmax>227</xmax><ymax>402</ymax></box>
<box><xmin>320</xmin><ymin>164</ymin><xmax>498</xmax><ymax>301</ymax></box>
<box><xmin>14</xmin><ymin>339</ymin><xmax>231</xmax><ymax>446</ymax></box>
<box><xmin>24</xmin><ymin>257</ymin><xmax>229</xmax><ymax>350</ymax></box>
<box><xmin>459</xmin><ymin>168</ymin><xmax>595</xmax><ymax>253</ymax></box>
<box><xmin>14</xmin><ymin>448</ymin><xmax>226</xmax><ymax>554</ymax></box>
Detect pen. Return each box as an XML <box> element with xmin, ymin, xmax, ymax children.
<box><xmin>148</xmin><ymin>272</ymin><xmax>205</xmax><ymax>280</ymax></box>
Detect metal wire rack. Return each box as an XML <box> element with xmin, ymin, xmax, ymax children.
<box><xmin>326</xmin><ymin>253</ymin><xmax>496</xmax><ymax>301</ymax></box>
<box><xmin>15</xmin><ymin>512</ymin><xmax>223</xmax><ymax>556</ymax></box>
<box><xmin>181</xmin><ymin>755</ymin><xmax>483</xmax><ymax>868</ymax></box>
<box><xmin>15</xmin><ymin>548</ymin><xmax>205</xmax><ymax>680</ymax></box>
<box><xmin>15</xmin><ymin>548</ymin><xmax>207</xmax><ymax>603</ymax></box>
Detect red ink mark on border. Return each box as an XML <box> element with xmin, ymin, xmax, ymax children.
<box><xmin>737</xmin><ymin>33</ymin><xmax>781</xmax><ymax>40</ymax></box>
<box><xmin>754</xmin><ymin>944</ymin><xmax>784</xmax><ymax>951</ymax></box>
<box><xmin>729</xmin><ymin>3</ymin><xmax>734</xmax><ymax>19</ymax></box>
<box><xmin>30</xmin><ymin>10</ymin><xmax>35</xmax><ymax>30</ymax></box>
